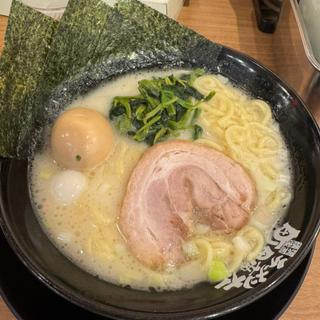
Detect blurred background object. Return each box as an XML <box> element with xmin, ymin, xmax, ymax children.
<box><xmin>139</xmin><ymin>0</ymin><xmax>184</xmax><ymax>18</ymax></box>
<box><xmin>0</xmin><ymin>0</ymin><xmax>12</xmax><ymax>16</ymax></box>
<box><xmin>0</xmin><ymin>0</ymin><xmax>184</xmax><ymax>19</ymax></box>
<box><xmin>253</xmin><ymin>0</ymin><xmax>320</xmax><ymax>108</ymax></box>
<box><xmin>297</xmin><ymin>0</ymin><xmax>320</xmax><ymax>71</ymax></box>
<box><xmin>0</xmin><ymin>0</ymin><xmax>68</xmax><ymax>18</ymax></box>
<box><xmin>276</xmin><ymin>0</ymin><xmax>320</xmax><ymax>116</ymax></box>
<box><xmin>0</xmin><ymin>0</ymin><xmax>67</xmax><ymax>18</ymax></box>
<box><xmin>253</xmin><ymin>0</ymin><xmax>283</xmax><ymax>33</ymax></box>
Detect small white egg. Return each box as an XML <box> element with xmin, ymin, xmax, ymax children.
<box><xmin>50</xmin><ymin>170</ymin><xmax>87</xmax><ymax>205</ymax></box>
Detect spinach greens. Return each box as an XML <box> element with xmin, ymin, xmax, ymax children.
<box><xmin>109</xmin><ymin>70</ymin><xmax>215</xmax><ymax>145</ymax></box>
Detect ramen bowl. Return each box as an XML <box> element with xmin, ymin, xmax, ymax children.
<box><xmin>1</xmin><ymin>46</ymin><xmax>320</xmax><ymax>319</ymax></box>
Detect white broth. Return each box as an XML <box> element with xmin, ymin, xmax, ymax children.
<box><xmin>30</xmin><ymin>70</ymin><xmax>292</xmax><ymax>291</ymax></box>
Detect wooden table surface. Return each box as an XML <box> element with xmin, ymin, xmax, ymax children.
<box><xmin>0</xmin><ymin>0</ymin><xmax>319</xmax><ymax>319</ymax></box>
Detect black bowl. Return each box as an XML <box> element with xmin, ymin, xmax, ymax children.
<box><xmin>1</xmin><ymin>46</ymin><xmax>320</xmax><ymax>320</ymax></box>
<box><xmin>0</xmin><ymin>226</ymin><xmax>315</xmax><ymax>320</ymax></box>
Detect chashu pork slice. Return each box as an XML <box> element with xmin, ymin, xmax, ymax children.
<box><xmin>119</xmin><ymin>140</ymin><xmax>256</xmax><ymax>270</ymax></box>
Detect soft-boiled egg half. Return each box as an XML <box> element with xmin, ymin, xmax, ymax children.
<box><xmin>51</xmin><ymin>107</ymin><xmax>113</xmax><ymax>171</ymax></box>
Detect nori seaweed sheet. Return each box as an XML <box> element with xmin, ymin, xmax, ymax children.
<box><xmin>35</xmin><ymin>0</ymin><xmax>180</xmax><ymax>124</ymax></box>
<box><xmin>116</xmin><ymin>0</ymin><xmax>202</xmax><ymax>50</ymax></box>
<box><xmin>91</xmin><ymin>8</ymin><xmax>150</xmax><ymax>61</ymax></box>
<box><xmin>92</xmin><ymin>5</ymin><xmax>180</xmax><ymax>61</ymax></box>
<box><xmin>40</xmin><ymin>0</ymin><xmax>111</xmax><ymax>94</ymax></box>
<box><xmin>115</xmin><ymin>0</ymin><xmax>222</xmax><ymax>64</ymax></box>
<box><xmin>0</xmin><ymin>0</ymin><xmax>58</xmax><ymax>158</ymax></box>
<box><xmin>41</xmin><ymin>0</ymin><xmax>170</xmax><ymax>84</ymax></box>
<box><xmin>41</xmin><ymin>0</ymin><xmax>219</xmax><ymax>91</ymax></box>
<box><xmin>0</xmin><ymin>0</ymin><xmax>222</xmax><ymax>159</ymax></box>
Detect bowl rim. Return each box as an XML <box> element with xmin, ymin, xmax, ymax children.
<box><xmin>0</xmin><ymin>231</ymin><xmax>316</xmax><ymax>320</ymax></box>
<box><xmin>1</xmin><ymin>46</ymin><xmax>320</xmax><ymax>319</ymax></box>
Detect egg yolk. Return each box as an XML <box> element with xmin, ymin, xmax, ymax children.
<box><xmin>51</xmin><ymin>107</ymin><xmax>113</xmax><ymax>171</ymax></box>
